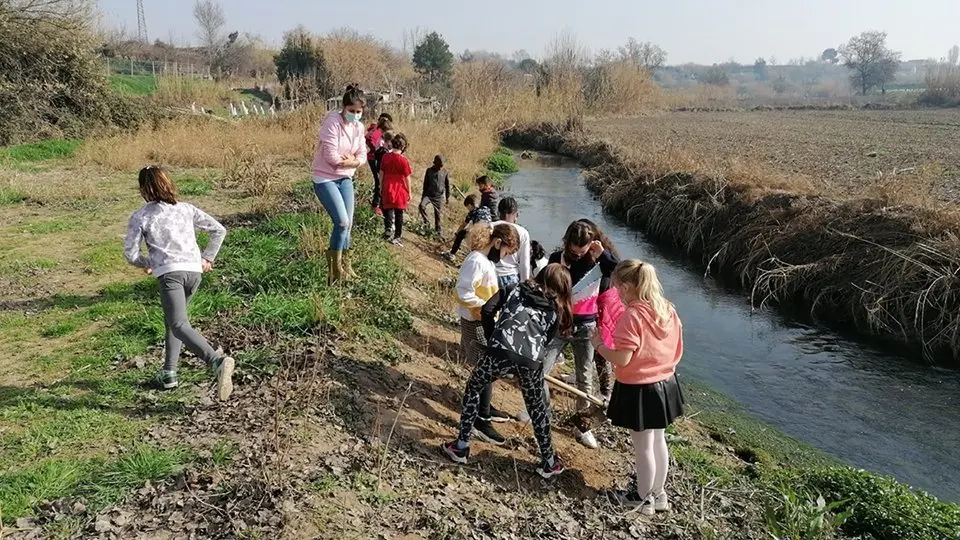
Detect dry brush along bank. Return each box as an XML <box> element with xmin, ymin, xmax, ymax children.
<box><xmin>504</xmin><ymin>123</ymin><xmax>960</xmax><ymax>366</ymax></box>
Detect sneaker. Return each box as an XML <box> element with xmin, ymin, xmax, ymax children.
<box><xmin>618</xmin><ymin>490</ymin><xmax>655</xmax><ymax>515</ymax></box>
<box><xmin>441</xmin><ymin>441</ymin><xmax>470</xmax><ymax>464</ymax></box>
<box><xmin>442</xmin><ymin>252</ymin><xmax>455</xmax><ymax>262</ymax></box>
<box><xmin>213</xmin><ymin>356</ymin><xmax>235</xmax><ymax>401</ymax></box>
<box><xmin>515</xmin><ymin>410</ymin><xmax>531</xmax><ymax>423</ymax></box>
<box><xmin>576</xmin><ymin>429</ymin><xmax>599</xmax><ymax>449</ymax></box>
<box><xmin>488</xmin><ymin>406</ymin><xmax>512</xmax><ymax>423</ymax></box>
<box><xmin>390</xmin><ymin>238</ymin><xmax>404</xmax><ymax>247</ymax></box>
<box><xmin>563</xmin><ymin>372</ymin><xmax>577</xmax><ymax>384</ymax></box>
<box><xmin>537</xmin><ymin>455</ymin><xmax>565</xmax><ymax>478</ymax></box>
<box><xmin>151</xmin><ymin>370</ymin><xmax>179</xmax><ymax>390</ymax></box>
<box><xmin>382</xmin><ymin>230</ymin><xmax>393</xmax><ymax>240</ymax></box>
<box><xmin>654</xmin><ymin>491</ymin><xmax>671</xmax><ymax>512</ymax></box>
<box><xmin>472</xmin><ymin>420</ymin><xmax>506</xmax><ymax>445</ymax></box>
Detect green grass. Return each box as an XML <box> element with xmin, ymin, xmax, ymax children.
<box><xmin>22</xmin><ymin>219</ymin><xmax>85</xmax><ymax>235</ymax></box>
<box><xmin>0</xmin><ymin>184</ymin><xmax>414</xmax><ymax>525</ymax></box>
<box><xmin>109</xmin><ymin>74</ymin><xmax>157</xmax><ymax>96</ymax></box>
<box><xmin>0</xmin><ymin>187</ymin><xmax>28</xmax><ymax>205</ymax></box>
<box><xmin>80</xmin><ymin>241</ymin><xmax>126</xmax><ymax>274</ymax></box>
<box><xmin>40</xmin><ymin>321</ymin><xmax>79</xmax><ymax>338</ymax></box>
<box><xmin>0</xmin><ymin>140</ymin><xmax>81</xmax><ymax>162</ymax></box>
<box><xmin>177</xmin><ymin>175</ymin><xmax>213</xmax><ymax>197</ymax></box>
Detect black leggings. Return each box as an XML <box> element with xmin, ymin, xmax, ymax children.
<box><xmin>450</xmin><ymin>228</ymin><xmax>467</xmax><ymax>255</ymax></box>
<box><xmin>457</xmin><ymin>351</ymin><xmax>555</xmax><ymax>464</ymax></box>
<box><xmin>384</xmin><ymin>209</ymin><xmax>403</xmax><ymax>239</ymax></box>
<box><xmin>369</xmin><ymin>160</ymin><xmax>381</xmax><ymax>208</ymax></box>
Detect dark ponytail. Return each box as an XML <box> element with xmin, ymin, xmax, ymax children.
<box><xmin>342</xmin><ymin>84</ymin><xmax>365</xmax><ymax>107</ymax></box>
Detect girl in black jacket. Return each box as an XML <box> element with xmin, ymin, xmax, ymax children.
<box><xmin>442</xmin><ymin>264</ymin><xmax>573</xmax><ymax>478</ymax></box>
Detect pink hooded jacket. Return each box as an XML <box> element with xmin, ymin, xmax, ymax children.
<box><xmin>597</xmin><ymin>286</ymin><xmax>625</xmax><ymax>349</ymax></box>
<box><xmin>311</xmin><ymin>111</ymin><xmax>366</xmax><ymax>181</ymax></box>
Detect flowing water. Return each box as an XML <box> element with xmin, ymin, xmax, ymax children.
<box><xmin>505</xmin><ymin>158</ymin><xmax>960</xmax><ymax>501</ymax></box>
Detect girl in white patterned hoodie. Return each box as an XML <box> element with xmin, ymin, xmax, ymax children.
<box><xmin>454</xmin><ymin>223</ymin><xmax>519</xmax><ymax>444</ymax></box>
<box><xmin>123</xmin><ymin>166</ymin><xmax>234</xmax><ymax>400</ymax></box>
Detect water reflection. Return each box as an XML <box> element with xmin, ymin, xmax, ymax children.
<box><xmin>507</xmin><ymin>164</ymin><xmax>960</xmax><ymax>501</ymax></box>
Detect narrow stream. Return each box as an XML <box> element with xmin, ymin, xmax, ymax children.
<box><xmin>506</xmin><ymin>157</ymin><xmax>960</xmax><ymax>501</ymax></box>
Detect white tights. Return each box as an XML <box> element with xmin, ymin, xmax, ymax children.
<box><xmin>631</xmin><ymin>429</ymin><xmax>669</xmax><ymax>497</ymax></box>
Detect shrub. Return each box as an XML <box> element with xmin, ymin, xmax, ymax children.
<box><xmin>486</xmin><ymin>153</ymin><xmax>518</xmax><ymax>175</ymax></box>
<box><xmin>0</xmin><ymin>4</ymin><xmax>148</xmax><ymax>144</ymax></box>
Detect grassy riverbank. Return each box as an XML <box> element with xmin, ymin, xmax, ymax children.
<box><xmin>1</xmin><ymin>116</ymin><xmax>958</xmax><ymax>538</ymax></box>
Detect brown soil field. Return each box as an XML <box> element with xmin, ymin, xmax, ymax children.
<box><xmin>587</xmin><ymin>109</ymin><xmax>960</xmax><ymax>201</ymax></box>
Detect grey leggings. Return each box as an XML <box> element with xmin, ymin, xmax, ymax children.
<box><xmin>159</xmin><ymin>271</ymin><xmax>220</xmax><ymax>371</ymax></box>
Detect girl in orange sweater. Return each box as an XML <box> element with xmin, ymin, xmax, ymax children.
<box><xmin>591</xmin><ymin>259</ymin><xmax>684</xmax><ymax>515</ymax></box>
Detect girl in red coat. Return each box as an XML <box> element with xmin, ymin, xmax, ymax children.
<box><xmin>379</xmin><ymin>132</ymin><xmax>412</xmax><ymax>246</ymax></box>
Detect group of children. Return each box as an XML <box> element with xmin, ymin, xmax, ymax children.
<box><xmin>365</xmin><ymin>114</ymin><xmax>453</xmax><ymax>246</ymax></box>
<box><xmin>124</xmin><ymin>138</ymin><xmax>685</xmax><ymax>514</ymax></box>
<box><xmin>445</xmin><ymin>213</ymin><xmax>685</xmax><ymax>514</ymax></box>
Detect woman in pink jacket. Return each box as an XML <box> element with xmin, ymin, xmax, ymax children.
<box><xmin>312</xmin><ymin>85</ymin><xmax>367</xmax><ymax>283</ymax></box>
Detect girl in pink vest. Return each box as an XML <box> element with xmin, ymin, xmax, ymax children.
<box><xmin>592</xmin><ymin>259</ymin><xmax>685</xmax><ymax>515</ymax></box>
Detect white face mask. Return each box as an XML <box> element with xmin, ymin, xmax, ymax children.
<box><xmin>344</xmin><ymin>110</ymin><xmax>362</xmax><ymax>124</ymax></box>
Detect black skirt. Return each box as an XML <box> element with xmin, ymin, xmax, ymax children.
<box><xmin>606</xmin><ymin>374</ymin><xmax>685</xmax><ymax>431</ymax></box>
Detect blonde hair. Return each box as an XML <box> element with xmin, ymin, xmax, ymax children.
<box><xmin>612</xmin><ymin>259</ymin><xmax>672</xmax><ymax>325</ymax></box>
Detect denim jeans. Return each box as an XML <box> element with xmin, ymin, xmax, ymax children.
<box><xmin>313</xmin><ymin>178</ymin><xmax>355</xmax><ymax>250</ymax></box>
<box><xmin>541</xmin><ymin>320</ymin><xmax>598</xmax><ymax>411</ymax></box>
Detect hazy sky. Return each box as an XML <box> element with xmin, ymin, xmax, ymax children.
<box><xmin>97</xmin><ymin>0</ymin><xmax>960</xmax><ymax>64</ymax></box>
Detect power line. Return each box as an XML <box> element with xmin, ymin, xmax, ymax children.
<box><xmin>136</xmin><ymin>0</ymin><xmax>148</xmax><ymax>43</ymax></box>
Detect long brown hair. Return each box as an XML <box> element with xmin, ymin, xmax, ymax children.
<box><xmin>575</xmin><ymin>218</ymin><xmax>620</xmax><ymax>259</ymax></box>
<box><xmin>537</xmin><ymin>263</ymin><xmax>573</xmax><ymax>336</ymax></box>
<box><xmin>138</xmin><ymin>166</ymin><xmax>178</xmax><ymax>204</ymax></box>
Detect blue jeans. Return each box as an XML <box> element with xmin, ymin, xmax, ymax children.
<box><xmin>313</xmin><ymin>178</ymin><xmax>355</xmax><ymax>251</ymax></box>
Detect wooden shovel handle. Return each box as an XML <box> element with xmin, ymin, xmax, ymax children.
<box><xmin>544</xmin><ymin>374</ymin><xmax>606</xmax><ymax>407</ymax></box>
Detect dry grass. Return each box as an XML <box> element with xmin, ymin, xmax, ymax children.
<box><xmin>153</xmin><ymin>76</ymin><xmax>241</xmax><ymax>108</ymax></box>
<box><xmin>506</xmin><ymin>123</ymin><xmax>960</xmax><ymax>364</ymax></box>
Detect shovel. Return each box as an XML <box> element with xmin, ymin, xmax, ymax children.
<box><xmin>544</xmin><ymin>374</ymin><xmax>608</xmax><ymax>431</ymax></box>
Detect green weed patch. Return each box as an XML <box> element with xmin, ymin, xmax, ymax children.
<box><xmin>0</xmin><ymin>140</ymin><xmax>81</xmax><ymax>162</ymax></box>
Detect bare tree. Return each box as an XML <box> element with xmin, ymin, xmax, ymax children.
<box><xmin>193</xmin><ymin>0</ymin><xmax>226</xmax><ymax>51</ymax></box>
<box><xmin>401</xmin><ymin>26</ymin><xmax>427</xmax><ymax>57</ymax></box>
<box><xmin>949</xmin><ymin>45</ymin><xmax>960</xmax><ymax>67</ymax></box>
<box><xmin>0</xmin><ymin>0</ymin><xmax>91</xmax><ymax>30</ymax></box>
<box><xmin>839</xmin><ymin>31</ymin><xmax>901</xmax><ymax>94</ymax></box>
<box><xmin>617</xmin><ymin>38</ymin><xmax>667</xmax><ymax>70</ymax></box>
<box><xmin>544</xmin><ymin>29</ymin><xmax>588</xmax><ymax>73</ymax></box>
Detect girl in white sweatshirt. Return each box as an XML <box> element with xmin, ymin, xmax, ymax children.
<box><xmin>123</xmin><ymin>166</ymin><xmax>234</xmax><ymax>400</ymax></box>
<box><xmin>455</xmin><ymin>223</ymin><xmax>519</xmax><ymax>444</ymax></box>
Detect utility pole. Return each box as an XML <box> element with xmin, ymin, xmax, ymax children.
<box><xmin>136</xmin><ymin>0</ymin><xmax>148</xmax><ymax>43</ymax></box>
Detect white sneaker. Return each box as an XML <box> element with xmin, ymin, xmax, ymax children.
<box><xmin>576</xmin><ymin>429</ymin><xmax>598</xmax><ymax>449</ymax></box>
<box><xmin>618</xmin><ymin>491</ymin><xmax>655</xmax><ymax>516</ymax></box>
<box><xmin>215</xmin><ymin>356</ymin><xmax>235</xmax><ymax>401</ymax></box>
<box><xmin>654</xmin><ymin>491</ymin><xmax>670</xmax><ymax>512</ymax></box>
<box><xmin>515</xmin><ymin>410</ymin><xmax>530</xmax><ymax>423</ymax></box>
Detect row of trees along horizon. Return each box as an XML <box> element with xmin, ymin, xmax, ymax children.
<box><xmin>100</xmin><ymin>0</ymin><xmax>960</xmax><ymax>101</ymax></box>
<box><xmin>5</xmin><ymin>0</ymin><xmax>960</xmax><ymax>145</ymax></box>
